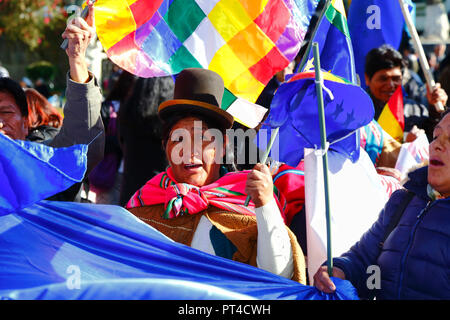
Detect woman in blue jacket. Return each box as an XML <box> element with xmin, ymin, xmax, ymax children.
<box><xmin>314</xmin><ymin>109</ymin><xmax>450</xmax><ymax>299</ymax></box>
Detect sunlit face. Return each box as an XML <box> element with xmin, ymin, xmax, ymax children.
<box><xmin>165</xmin><ymin>117</ymin><xmax>225</xmax><ymax>187</ymax></box>
<box><xmin>365</xmin><ymin>67</ymin><xmax>402</xmax><ymax>103</ymax></box>
<box><xmin>0</xmin><ymin>91</ymin><xmax>28</xmax><ymax>140</ymax></box>
<box><xmin>428</xmin><ymin>113</ymin><xmax>450</xmax><ymax>198</ymax></box>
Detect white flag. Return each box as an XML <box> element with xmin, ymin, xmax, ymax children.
<box><xmin>395</xmin><ymin>133</ymin><xmax>429</xmax><ymax>180</ymax></box>
<box><xmin>304</xmin><ymin>147</ymin><xmax>390</xmax><ymax>284</ymax></box>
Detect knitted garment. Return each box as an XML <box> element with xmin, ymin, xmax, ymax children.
<box><xmin>128</xmin><ymin>204</ymin><xmax>306</xmax><ymax>284</ymax></box>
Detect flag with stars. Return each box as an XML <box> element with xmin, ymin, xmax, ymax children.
<box><xmin>263</xmin><ymin>0</ymin><xmax>373</xmax><ymax>165</ymax></box>
<box><xmin>93</xmin><ymin>0</ymin><xmax>319</xmax><ymax>128</ymax></box>
<box><xmin>259</xmin><ymin>70</ymin><xmax>374</xmax><ymax>167</ymax></box>
<box><xmin>298</xmin><ymin>0</ymin><xmax>357</xmax><ymax>84</ymax></box>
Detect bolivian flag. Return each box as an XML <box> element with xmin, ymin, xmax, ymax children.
<box><xmin>377</xmin><ymin>86</ymin><xmax>404</xmax><ymax>143</ymax></box>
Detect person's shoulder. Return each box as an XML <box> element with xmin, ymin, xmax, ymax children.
<box><xmin>403</xmin><ymin>165</ymin><xmax>429</xmax><ymax>198</ymax></box>
<box><xmin>388</xmin><ymin>188</ymin><xmax>413</xmax><ymax>204</ymax></box>
<box><xmin>26</xmin><ymin>125</ymin><xmax>60</xmax><ymax>143</ymax></box>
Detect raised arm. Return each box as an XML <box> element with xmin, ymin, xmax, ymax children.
<box><xmin>48</xmin><ymin>4</ymin><xmax>104</xmax><ymax>174</ymax></box>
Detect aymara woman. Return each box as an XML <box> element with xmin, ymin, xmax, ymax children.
<box><xmin>126</xmin><ymin>68</ymin><xmax>306</xmax><ymax>283</ymax></box>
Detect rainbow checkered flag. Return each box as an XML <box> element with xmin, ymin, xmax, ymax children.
<box><xmin>94</xmin><ymin>0</ymin><xmax>319</xmax><ymax>128</ymax></box>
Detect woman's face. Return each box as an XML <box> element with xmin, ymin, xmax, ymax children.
<box><xmin>428</xmin><ymin>113</ymin><xmax>450</xmax><ymax>198</ymax></box>
<box><xmin>165</xmin><ymin>116</ymin><xmax>225</xmax><ymax>187</ymax></box>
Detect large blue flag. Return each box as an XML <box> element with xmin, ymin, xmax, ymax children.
<box><xmin>0</xmin><ymin>134</ymin><xmax>87</xmax><ymax>215</ymax></box>
<box><xmin>348</xmin><ymin>0</ymin><xmax>415</xmax><ymax>89</ymax></box>
<box><xmin>0</xmin><ymin>200</ymin><xmax>359</xmax><ymax>300</ymax></box>
<box><xmin>0</xmin><ymin>128</ymin><xmax>359</xmax><ymax>300</ymax></box>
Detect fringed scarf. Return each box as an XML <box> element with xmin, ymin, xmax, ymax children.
<box><xmin>126</xmin><ymin>165</ymin><xmax>305</xmax><ymax>224</ymax></box>
<box><xmin>127</xmin><ymin>167</ymin><xmax>258</xmax><ymax>219</ymax></box>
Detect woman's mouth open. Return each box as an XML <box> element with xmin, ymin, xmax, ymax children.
<box><xmin>430</xmin><ymin>158</ymin><xmax>445</xmax><ymax>167</ymax></box>
<box><xmin>184</xmin><ymin>163</ymin><xmax>202</xmax><ymax>170</ymax></box>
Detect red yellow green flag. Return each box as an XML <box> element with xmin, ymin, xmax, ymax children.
<box><xmin>377</xmin><ymin>86</ymin><xmax>404</xmax><ymax>143</ymax></box>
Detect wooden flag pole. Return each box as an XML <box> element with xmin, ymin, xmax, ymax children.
<box><xmin>312</xmin><ymin>42</ymin><xmax>333</xmax><ymax>277</ymax></box>
<box><xmin>398</xmin><ymin>0</ymin><xmax>445</xmax><ymax>111</ymax></box>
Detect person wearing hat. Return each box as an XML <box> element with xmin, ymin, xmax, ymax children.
<box><xmin>125</xmin><ymin>68</ymin><xmax>306</xmax><ymax>282</ymax></box>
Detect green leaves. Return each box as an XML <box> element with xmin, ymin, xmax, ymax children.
<box><xmin>0</xmin><ymin>0</ymin><xmax>67</xmax><ymax>50</ymax></box>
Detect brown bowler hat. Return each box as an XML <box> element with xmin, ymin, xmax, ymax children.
<box><xmin>158</xmin><ymin>68</ymin><xmax>234</xmax><ymax>129</ymax></box>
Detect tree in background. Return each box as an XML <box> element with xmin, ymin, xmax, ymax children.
<box><xmin>0</xmin><ymin>1</ymin><xmax>87</xmax><ymax>92</ymax></box>
<box><xmin>0</xmin><ymin>0</ymin><xmax>69</xmax><ymax>50</ymax></box>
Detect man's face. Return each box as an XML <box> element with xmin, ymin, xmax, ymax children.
<box><xmin>365</xmin><ymin>66</ymin><xmax>402</xmax><ymax>103</ymax></box>
<box><xmin>0</xmin><ymin>91</ymin><xmax>28</xmax><ymax>140</ymax></box>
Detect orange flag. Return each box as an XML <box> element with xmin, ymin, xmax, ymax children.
<box><xmin>377</xmin><ymin>86</ymin><xmax>404</xmax><ymax>143</ymax></box>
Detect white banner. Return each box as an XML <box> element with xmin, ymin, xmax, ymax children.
<box><xmin>304</xmin><ymin>147</ymin><xmax>389</xmax><ymax>284</ymax></box>
<box><xmin>395</xmin><ymin>133</ymin><xmax>429</xmax><ymax>181</ymax></box>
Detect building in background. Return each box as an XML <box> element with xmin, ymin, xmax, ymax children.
<box><xmin>414</xmin><ymin>0</ymin><xmax>450</xmax><ymax>41</ymax></box>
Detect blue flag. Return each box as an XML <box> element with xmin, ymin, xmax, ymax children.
<box><xmin>0</xmin><ymin>105</ymin><xmax>359</xmax><ymax>300</ymax></box>
<box><xmin>260</xmin><ymin>71</ymin><xmax>374</xmax><ymax>166</ymax></box>
<box><xmin>0</xmin><ymin>200</ymin><xmax>359</xmax><ymax>300</ymax></box>
<box><xmin>260</xmin><ymin>0</ymin><xmax>373</xmax><ymax>165</ymax></box>
<box><xmin>300</xmin><ymin>0</ymin><xmax>357</xmax><ymax>83</ymax></box>
<box><xmin>0</xmin><ymin>134</ymin><xmax>87</xmax><ymax>215</ymax></box>
<box><xmin>348</xmin><ymin>0</ymin><xmax>415</xmax><ymax>89</ymax></box>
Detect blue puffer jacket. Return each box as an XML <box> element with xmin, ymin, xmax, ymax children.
<box><xmin>332</xmin><ymin>166</ymin><xmax>450</xmax><ymax>300</ymax></box>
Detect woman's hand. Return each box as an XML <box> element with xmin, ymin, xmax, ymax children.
<box><xmin>245</xmin><ymin>163</ymin><xmax>274</xmax><ymax>208</ymax></box>
<box><xmin>61</xmin><ymin>4</ymin><xmax>95</xmax><ymax>83</ymax></box>
<box><xmin>313</xmin><ymin>265</ymin><xmax>346</xmax><ymax>293</ymax></box>
<box><xmin>405</xmin><ymin>125</ymin><xmax>425</xmax><ymax>143</ymax></box>
<box><xmin>426</xmin><ymin>83</ymin><xmax>448</xmax><ymax>112</ymax></box>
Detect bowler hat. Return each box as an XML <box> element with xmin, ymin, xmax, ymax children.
<box><xmin>158</xmin><ymin>68</ymin><xmax>234</xmax><ymax>129</ymax></box>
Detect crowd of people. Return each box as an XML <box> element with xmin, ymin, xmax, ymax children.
<box><xmin>0</xmin><ymin>4</ymin><xmax>449</xmax><ymax>299</ymax></box>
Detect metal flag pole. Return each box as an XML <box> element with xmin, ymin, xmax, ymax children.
<box><xmin>60</xmin><ymin>0</ymin><xmax>97</xmax><ymax>50</ymax></box>
<box><xmin>398</xmin><ymin>0</ymin><xmax>444</xmax><ymax>111</ymax></box>
<box><xmin>244</xmin><ymin>127</ymin><xmax>279</xmax><ymax>206</ymax></box>
<box><xmin>312</xmin><ymin>42</ymin><xmax>333</xmax><ymax>277</ymax></box>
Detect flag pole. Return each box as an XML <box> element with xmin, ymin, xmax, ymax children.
<box><xmin>60</xmin><ymin>0</ymin><xmax>97</xmax><ymax>50</ymax></box>
<box><xmin>397</xmin><ymin>0</ymin><xmax>444</xmax><ymax>112</ymax></box>
<box><xmin>296</xmin><ymin>0</ymin><xmax>332</xmax><ymax>72</ymax></box>
<box><xmin>312</xmin><ymin>42</ymin><xmax>333</xmax><ymax>277</ymax></box>
<box><xmin>244</xmin><ymin>127</ymin><xmax>279</xmax><ymax>206</ymax></box>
